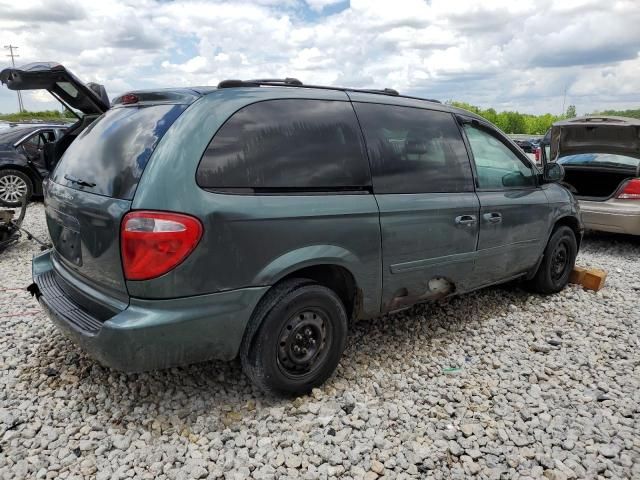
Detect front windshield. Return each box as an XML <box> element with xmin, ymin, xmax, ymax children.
<box><xmin>557</xmin><ymin>153</ymin><xmax>640</xmax><ymax>168</ymax></box>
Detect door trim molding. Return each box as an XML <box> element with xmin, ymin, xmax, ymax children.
<box><xmin>390</xmin><ymin>238</ymin><xmax>540</xmax><ymax>274</ymax></box>
<box><xmin>475</xmin><ymin>238</ymin><xmax>540</xmax><ymax>258</ymax></box>
<box><xmin>390</xmin><ymin>250</ymin><xmax>476</xmax><ymax>274</ymax></box>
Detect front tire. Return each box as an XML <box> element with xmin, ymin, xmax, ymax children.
<box><xmin>528</xmin><ymin>226</ymin><xmax>577</xmax><ymax>294</ymax></box>
<box><xmin>240</xmin><ymin>278</ymin><xmax>348</xmax><ymax>396</ymax></box>
<box><xmin>0</xmin><ymin>169</ymin><xmax>33</xmax><ymax>207</ymax></box>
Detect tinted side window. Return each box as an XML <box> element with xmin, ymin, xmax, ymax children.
<box><xmin>197</xmin><ymin>99</ymin><xmax>369</xmax><ymax>191</ymax></box>
<box><xmin>353</xmin><ymin>103</ymin><xmax>474</xmax><ymax>194</ymax></box>
<box><xmin>463</xmin><ymin>124</ymin><xmax>536</xmax><ymax>189</ymax></box>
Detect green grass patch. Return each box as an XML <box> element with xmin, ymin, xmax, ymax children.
<box><xmin>0</xmin><ymin>110</ymin><xmax>76</xmax><ymax>123</ymax></box>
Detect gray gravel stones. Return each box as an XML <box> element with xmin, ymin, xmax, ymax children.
<box><xmin>1</xmin><ymin>204</ymin><xmax>639</xmax><ymax>479</ymax></box>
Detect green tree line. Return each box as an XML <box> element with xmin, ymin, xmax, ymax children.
<box><xmin>447</xmin><ymin>101</ymin><xmax>640</xmax><ymax>134</ymax></box>
<box><xmin>0</xmin><ymin>109</ymin><xmax>76</xmax><ymax>122</ymax></box>
<box><xmin>591</xmin><ymin>108</ymin><xmax>640</xmax><ymax>119</ymax></box>
<box><xmin>446</xmin><ymin>101</ymin><xmax>567</xmax><ymax>135</ymax></box>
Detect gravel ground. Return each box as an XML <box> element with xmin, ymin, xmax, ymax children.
<box><xmin>1</xmin><ymin>203</ymin><xmax>639</xmax><ymax>480</ymax></box>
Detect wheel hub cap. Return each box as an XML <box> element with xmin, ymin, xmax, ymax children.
<box><xmin>277</xmin><ymin>310</ymin><xmax>329</xmax><ymax>377</ymax></box>
<box><xmin>551</xmin><ymin>242</ymin><xmax>568</xmax><ymax>280</ymax></box>
<box><xmin>0</xmin><ymin>175</ymin><xmax>28</xmax><ymax>203</ymax></box>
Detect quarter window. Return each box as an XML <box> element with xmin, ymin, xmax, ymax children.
<box><xmin>463</xmin><ymin>124</ymin><xmax>536</xmax><ymax>189</ymax></box>
<box><xmin>22</xmin><ymin>131</ymin><xmax>52</xmax><ymax>159</ymax></box>
<box><xmin>353</xmin><ymin>103</ymin><xmax>474</xmax><ymax>194</ymax></box>
<box><xmin>197</xmin><ymin>99</ymin><xmax>370</xmax><ymax>192</ymax></box>
<box><xmin>25</xmin><ymin>132</ymin><xmax>44</xmax><ymax>148</ymax></box>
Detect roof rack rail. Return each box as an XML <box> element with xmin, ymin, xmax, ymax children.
<box><xmin>248</xmin><ymin>78</ymin><xmax>303</xmax><ymax>86</ymax></box>
<box><xmin>217</xmin><ymin>78</ymin><xmax>302</xmax><ymax>88</ymax></box>
<box><xmin>216</xmin><ymin>78</ymin><xmax>441</xmax><ymax>103</ymax></box>
<box><xmin>367</xmin><ymin>88</ymin><xmax>399</xmax><ymax>96</ymax></box>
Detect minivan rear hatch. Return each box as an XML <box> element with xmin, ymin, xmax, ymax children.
<box><xmin>45</xmin><ymin>97</ymin><xmax>192</xmax><ymax>301</ymax></box>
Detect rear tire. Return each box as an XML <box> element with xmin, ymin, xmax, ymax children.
<box><xmin>240</xmin><ymin>278</ymin><xmax>348</xmax><ymax>396</ymax></box>
<box><xmin>0</xmin><ymin>169</ymin><xmax>32</xmax><ymax>207</ymax></box>
<box><xmin>527</xmin><ymin>226</ymin><xmax>577</xmax><ymax>294</ymax></box>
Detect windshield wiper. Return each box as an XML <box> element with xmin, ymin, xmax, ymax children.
<box><xmin>64</xmin><ymin>174</ymin><xmax>96</xmax><ymax>188</ymax></box>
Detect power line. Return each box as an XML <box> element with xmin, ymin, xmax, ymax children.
<box><xmin>4</xmin><ymin>44</ymin><xmax>24</xmax><ymax>112</ymax></box>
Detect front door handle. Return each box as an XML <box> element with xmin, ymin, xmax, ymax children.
<box><xmin>455</xmin><ymin>215</ymin><xmax>477</xmax><ymax>226</ymax></box>
<box><xmin>483</xmin><ymin>212</ymin><xmax>502</xmax><ymax>224</ymax></box>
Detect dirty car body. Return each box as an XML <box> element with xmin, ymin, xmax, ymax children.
<box><xmin>27</xmin><ymin>78</ymin><xmax>583</xmax><ymax>395</ymax></box>
<box><xmin>545</xmin><ymin>116</ymin><xmax>640</xmax><ymax>235</ymax></box>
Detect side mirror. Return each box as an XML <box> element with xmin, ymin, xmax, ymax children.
<box><xmin>543</xmin><ymin>162</ymin><xmax>564</xmax><ymax>183</ymax></box>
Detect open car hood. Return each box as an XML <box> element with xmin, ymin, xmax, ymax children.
<box><xmin>550</xmin><ymin>116</ymin><xmax>640</xmax><ymax>161</ymax></box>
<box><xmin>0</xmin><ymin>62</ymin><xmax>109</xmax><ymax>115</ymax></box>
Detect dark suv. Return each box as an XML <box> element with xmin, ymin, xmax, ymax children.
<box><xmin>25</xmin><ymin>78</ymin><xmax>582</xmax><ymax>396</ymax></box>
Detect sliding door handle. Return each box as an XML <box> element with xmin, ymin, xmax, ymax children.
<box><xmin>455</xmin><ymin>215</ymin><xmax>477</xmax><ymax>226</ymax></box>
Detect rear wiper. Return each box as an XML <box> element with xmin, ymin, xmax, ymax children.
<box><xmin>64</xmin><ymin>174</ymin><xmax>96</xmax><ymax>188</ymax></box>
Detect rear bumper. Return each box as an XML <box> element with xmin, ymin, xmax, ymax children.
<box><xmin>31</xmin><ymin>250</ymin><xmax>268</xmax><ymax>372</ymax></box>
<box><xmin>579</xmin><ymin>199</ymin><xmax>640</xmax><ymax>236</ymax></box>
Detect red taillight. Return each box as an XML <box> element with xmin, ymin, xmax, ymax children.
<box><xmin>534</xmin><ymin>148</ymin><xmax>540</xmax><ymax>162</ymax></box>
<box><xmin>121</xmin><ymin>211</ymin><xmax>203</xmax><ymax>281</ymax></box>
<box><xmin>121</xmin><ymin>93</ymin><xmax>139</xmax><ymax>105</ymax></box>
<box><xmin>616</xmin><ymin>178</ymin><xmax>640</xmax><ymax>200</ymax></box>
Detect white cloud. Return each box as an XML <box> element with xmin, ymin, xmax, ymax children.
<box><xmin>0</xmin><ymin>0</ymin><xmax>638</xmax><ymax>114</ymax></box>
<box><xmin>28</xmin><ymin>90</ymin><xmax>54</xmax><ymax>103</ymax></box>
<box><xmin>305</xmin><ymin>0</ymin><xmax>344</xmax><ymax>12</ymax></box>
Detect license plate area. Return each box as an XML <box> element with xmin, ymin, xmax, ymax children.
<box><xmin>46</xmin><ymin>207</ymin><xmax>82</xmax><ymax>267</ymax></box>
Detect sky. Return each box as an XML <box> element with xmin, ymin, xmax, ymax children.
<box><xmin>0</xmin><ymin>0</ymin><xmax>638</xmax><ymax>115</ymax></box>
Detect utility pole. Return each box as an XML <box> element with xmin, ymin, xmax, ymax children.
<box><xmin>4</xmin><ymin>44</ymin><xmax>24</xmax><ymax>112</ymax></box>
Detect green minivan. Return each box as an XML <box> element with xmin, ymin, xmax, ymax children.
<box><xmin>21</xmin><ymin>76</ymin><xmax>582</xmax><ymax>396</ymax></box>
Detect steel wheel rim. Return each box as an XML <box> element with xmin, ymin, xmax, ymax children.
<box><xmin>277</xmin><ymin>308</ymin><xmax>332</xmax><ymax>379</ymax></box>
<box><xmin>0</xmin><ymin>174</ymin><xmax>28</xmax><ymax>203</ymax></box>
<box><xmin>551</xmin><ymin>241</ymin><xmax>569</xmax><ymax>280</ymax></box>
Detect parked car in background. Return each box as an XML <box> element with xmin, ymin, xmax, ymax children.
<box><xmin>514</xmin><ymin>138</ymin><xmax>535</xmax><ymax>153</ymax></box>
<box><xmin>26</xmin><ymin>77</ymin><xmax>582</xmax><ymax>396</ymax></box>
<box><xmin>0</xmin><ymin>124</ymin><xmax>67</xmax><ymax>206</ymax></box>
<box><xmin>546</xmin><ymin>116</ymin><xmax>640</xmax><ymax>235</ymax></box>
<box><xmin>534</xmin><ymin>129</ymin><xmax>551</xmax><ymax>164</ymax></box>
<box><xmin>0</xmin><ymin>62</ymin><xmax>109</xmax><ymax>205</ymax></box>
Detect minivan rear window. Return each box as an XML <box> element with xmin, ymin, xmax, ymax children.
<box><xmin>196</xmin><ymin>99</ymin><xmax>370</xmax><ymax>192</ymax></box>
<box><xmin>51</xmin><ymin>104</ymin><xmax>187</xmax><ymax>200</ymax></box>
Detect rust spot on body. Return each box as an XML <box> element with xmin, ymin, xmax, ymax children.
<box><xmin>386</xmin><ymin>277</ymin><xmax>454</xmax><ymax>312</ymax></box>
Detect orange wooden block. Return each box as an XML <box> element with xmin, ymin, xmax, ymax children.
<box><xmin>569</xmin><ymin>266</ymin><xmax>607</xmax><ymax>291</ymax></box>
<box><xmin>581</xmin><ymin>268</ymin><xmax>607</xmax><ymax>291</ymax></box>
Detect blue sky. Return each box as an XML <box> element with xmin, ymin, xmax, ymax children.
<box><xmin>1</xmin><ymin>0</ymin><xmax>639</xmax><ymax>115</ymax></box>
